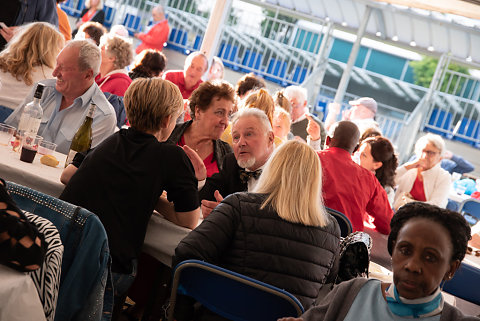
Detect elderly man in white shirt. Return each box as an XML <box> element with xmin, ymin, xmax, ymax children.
<box><xmin>6</xmin><ymin>40</ymin><xmax>116</xmax><ymax>154</ymax></box>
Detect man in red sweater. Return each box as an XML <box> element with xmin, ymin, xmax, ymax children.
<box><xmin>134</xmin><ymin>5</ymin><xmax>169</xmax><ymax>54</ymax></box>
<box><xmin>318</xmin><ymin>121</ymin><xmax>393</xmax><ymax>234</ymax></box>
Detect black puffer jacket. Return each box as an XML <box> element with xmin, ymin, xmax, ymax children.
<box><xmin>173</xmin><ymin>192</ymin><xmax>341</xmax><ymax>309</ymax></box>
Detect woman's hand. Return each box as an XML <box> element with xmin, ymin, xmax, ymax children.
<box><xmin>182</xmin><ymin>145</ymin><xmax>207</xmax><ymax>181</ymax></box>
<box><xmin>403</xmin><ymin>158</ymin><xmax>426</xmax><ymax>171</ymax></box>
<box><xmin>200</xmin><ymin>190</ymin><xmax>223</xmax><ymax>218</ymax></box>
<box><xmin>0</xmin><ymin>26</ymin><xmax>17</xmax><ymax>42</ymax></box>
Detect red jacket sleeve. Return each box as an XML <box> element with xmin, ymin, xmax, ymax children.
<box><xmin>365</xmin><ymin>178</ymin><xmax>393</xmax><ymax>235</ymax></box>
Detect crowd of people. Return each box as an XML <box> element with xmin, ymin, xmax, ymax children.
<box><xmin>0</xmin><ymin>3</ymin><xmax>478</xmax><ymax>321</ymax></box>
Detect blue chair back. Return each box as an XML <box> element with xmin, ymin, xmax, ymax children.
<box><xmin>168</xmin><ymin>259</ymin><xmax>304</xmax><ymax>321</ymax></box>
<box><xmin>458</xmin><ymin>198</ymin><xmax>480</xmax><ymax>226</ymax></box>
<box><xmin>443</xmin><ymin>262</ymin><xmax>480</xmax><ymax>305</ymax></box>
<box><xmin>6</xmin><ymin>181</ymin><xmax>113</xmax><ymax>321</ymax></box>
<box><xmin>326</xmin><ymin>207</ymin><xmax>352</xmax><ymax>237</ymax></box>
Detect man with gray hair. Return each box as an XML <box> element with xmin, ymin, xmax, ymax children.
<box><xmin>283</xmin><ymin>85</ymin><xmax>326</xmax><ymax>147</ymax></box>
<box><xmin>6</xmin><ymin>40</ymin><xmax>117</xmax><ymax>154</ymax></box>
<box><xmin>197</xmin><ymin>108</ymin><xmax>275</xmax><ymax>217</ymax></box>
<box><xmin>134</xmin><ymin>5</ymin><xmax>169</xmax><ymax>54</ymax></box>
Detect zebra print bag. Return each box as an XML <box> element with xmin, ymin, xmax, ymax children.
<box><xmin>25</xmin><ymin>212</ymin><xmax>63</xmax><ymax>321</ymax></box>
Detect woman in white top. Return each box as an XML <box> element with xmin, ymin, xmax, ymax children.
<box><xmin>0</xmin><ymin>22</ymin><xmax>64</xmax><ymax>121</ymax></box>
<box><xmin>394</xmin><ymin>133</ymin><xmax>451</xmax><ymax>210</ymax></box>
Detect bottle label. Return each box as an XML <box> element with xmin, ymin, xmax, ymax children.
<box><xmin>18</xmin><ymin>114</ymin><xmax>41</xmax><ymax>135</ymax></box>
<box><xmin>88</xmin><ymin>104</ymin><xmax>96</xmax><ymax>118</ymax></box>
<box><xmin>65</xmin><ymin>149</ymin><xmax>77</xmax><ymax>168</ymax></box>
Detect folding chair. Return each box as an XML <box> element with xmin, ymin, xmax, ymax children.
<box><xmin>458</xmin><ymin>198</ymin><xmax>480</xmax><ymax>226</ymax></box>
<box><xmin>443</xmin><ymin>262</ymin><xmax>480</xmax><ymax>305</ymax></box>
<box><xmin>326</xmin><ymin>207</ymin><xmax>353</xmax><ymax>237</ymax></box>
<box><xmin>168</xmin><ymin>259</ymin><xmax>304</xmax><ymax>321</ymax></box>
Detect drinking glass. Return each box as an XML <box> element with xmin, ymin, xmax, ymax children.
<box><xmin>20</xmin><ymin>132</ymin><xmax>43</xmax><ymax>163</ymax></box>
<box><xmin>0</xmin><ymin>123</ymin><xmax>15</xmax><ymax>146</ymax></box>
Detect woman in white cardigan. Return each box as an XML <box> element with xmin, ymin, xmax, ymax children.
<box><xmin>394</xmin><ymin>133</ymin><xmax>451</xmax><ymax>210</ymax></box>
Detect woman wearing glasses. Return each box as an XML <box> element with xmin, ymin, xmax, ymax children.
<box><xmin>394</xmin><ymin>133</ymin><xmax>451</xmax><ymax>210</ymax></box>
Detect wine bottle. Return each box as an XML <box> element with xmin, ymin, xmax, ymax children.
<box><xmin>17</xmin><ymin>83</ymin><xmax>45</xmax><ymax>136</ymax></box>
<box><xmin>64</xmin><ymin>103</ymin><xmax>96</xmax><ymax>167</ymax></box>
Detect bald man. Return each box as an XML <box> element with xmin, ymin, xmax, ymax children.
<box><xmin>134</xmin><ymin>5</ymin><xmax>169</xmax><ymax>54</ymax></box>
<box><xmin>318</xmin><ymin>121</ymin><xmax>393</xmax><ymax>234</ymax></box>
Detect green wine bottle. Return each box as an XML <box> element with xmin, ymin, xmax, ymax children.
<box><xmin>64</xmin><ymin>103</ymin><xmax>96</xmax><ymax>167</ymax></box>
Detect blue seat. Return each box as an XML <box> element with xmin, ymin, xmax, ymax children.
<box><xmin>240</xmin><ymin>50</ymin><xmax>263</xmax><ymax>73</ymax></box>
<box><xmin>168</xmin><ymin>259</ymin><xmax>304</xmax><ymax>321</ymax></box>
<box><xmin>167</xmin><ymin>28</ymin><xmax>188</xmax><ymax>52</ymax></box>
<box><xmin>6</xmin><ymin>181</ymin><xmax>113</xmax><ymax>321</ymax></box>
<box><xmin>458</xmin><ymin>198</ymin><xmax>480</xmax><ymax>226</ymax></box>
<box><xmin>292</xmin><ymin>66</ymin><xmax>308</xmax><ymax>84</ymax></box>
<box><xmin>453</xmin><ymin>117</ymin><xmax>480</xmax><ymax>146</ymax></box>
<box><xmin>123</xmin><ymin>14</ymin><xmax>142</xmax><ymax>36</ymax></box>
<box><xmin>103</xmin><ymin>5</ymin><xmax>116</xmax><ymax>28</ymax></box>
<box><xmin>443</xmin><ymin>262</ymin><xmax>480</xmax><ymax>305</ymax></box>
<box><xmin>265</xmin><ymin>58</ymin><xmax>287</xmax><ymax>85</ymax></box>
<box><xmin>218</xmin><ymin>43</ymin><xmax>239</xmax><ymax>70</ymax></box>
<box><xmin>425</xmin><ymin>108</ymin><xmax>452</xmax><ymax>137</ymax></box>
<box><xmin>326</xmin><ymin>207</ymin><xmax>352</xmax><ymax>237</ymax></box>
<box><xmin>193</xmin><ymin>35</ymin><xmax>202</xmax><ymax>50</ymax></box>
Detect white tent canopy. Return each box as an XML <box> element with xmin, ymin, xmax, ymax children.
<box><xmin>247</xmin><ymin>0</ymin><xmax>480</xmax><ymax>66</ymax></box>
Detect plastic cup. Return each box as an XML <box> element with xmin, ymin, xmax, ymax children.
<box><xmin>0</xmin><ymin>123</ymin><xmax>15</xmax><ymax>146</ymax></box>
<box><xmin>38</xmin><ymin>140</ymin><xmax>57</xmax><ymax>156</ymax></box>
<box><xmin>455</xmin><ymin>184</ymin><xmax>467</xmax><ymax>196</ymax></box>
<box><xmin>20</xmin><ymin>132</ymin><xmax>43</xmax><ymax>163</ymax></box>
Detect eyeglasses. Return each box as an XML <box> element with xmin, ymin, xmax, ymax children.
<box><xmin>421</xmin><ymin>149</ymin><xmax>439</xmax><ymax>157</ymax></box>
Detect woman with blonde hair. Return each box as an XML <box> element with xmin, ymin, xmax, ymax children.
<box><xmin>95</xmin><ymin>34</ymin><xmax>133</xmax><ymax>96</ymax></box>
<box><xmin>72</xmin><ymin>0</ymin><xmax>105</xmax><ymax>37</ymax></box>
<box><xmin>0</xmin><ymin>22</ymin><xmax>64</xmax><ymax>120</ymax></box>
<box><xmin>174</xmin><ymin>140</ymin><xmax>341</xmax><ymax>319</ymax></box>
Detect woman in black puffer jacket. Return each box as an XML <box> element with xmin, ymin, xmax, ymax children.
<box><xmin>173</xmin><ymin>140</ymin><xmax>341</xmax><ymax>318</ymax></box>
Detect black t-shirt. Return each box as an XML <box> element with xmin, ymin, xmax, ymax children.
<box><xmin>60</xmin><ymin>128</ymin><xmax>199</xmax><ymax>273</ymax></box>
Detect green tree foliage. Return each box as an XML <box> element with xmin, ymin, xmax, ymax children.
<box><xmin>410</xmin><ymin>56</ymin><xmax>470</xmax><ymax>95</ymax></box>
<box><xmin>260</xmin><ymin>9</ymin><xmax>297</xmax><ymax>42</ymax></box>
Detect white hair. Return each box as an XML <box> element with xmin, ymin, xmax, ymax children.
<box><xmin>65</xmin><ymin>39</ymin><xmax>101</xmax><ymax>76</ymax></box>
<box><xmin>153</xmin><ymin>5</ymin><xmax>165</xmax><ymax>15</ymax></box>
<box><xmin>415</xmin><ymin>133</ymin><xmax>445</xmax><ymax>156</ymax></box>
<box><xmin>284</xmin><ymin>85</ymin><xmax>308</xmax><ymax>104</ymax></box>
<box><xmin>231</xmin><ymin>107</ymin><xmax>273</xmax><ymax>133</ymax></box>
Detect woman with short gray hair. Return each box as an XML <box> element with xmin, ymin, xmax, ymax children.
<box><xmin>394</xmin><ymin>133</ymin><xmax>451</xmax><ymax>210</ymax></box>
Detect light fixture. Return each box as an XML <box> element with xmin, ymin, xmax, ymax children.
<box><xmin>341</xmin><ymin>21</ymin><xmax>347</xmax><ymax>27</ymax></box>
<box><xmin>410</xmin><ymin>41</ymin><xmax>416</xmax><ymax>47</ymax></box>
<box><xmin>466</xmin><ymin>56</ymin><xmax>473</xmax><ymax>62</ymax></box>
<box><xmin>392</xmin><ymin>35</ymin><xmax>399</xmax><ymax>41</ymax></box>
<box><xmin>427</xmin><ymin>45</ymin><xmax>434</xmax><ymax>52</ymax></box>
<box><xmin>376</xmin><ymin>31</ymin><xmax>382</xmax><ymax>37</ymax></box>
<box><xmin>325</xmin><ymin>17</ymin><xmax>330</xmax><ymax>22</ymax></box>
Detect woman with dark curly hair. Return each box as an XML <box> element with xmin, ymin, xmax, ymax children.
<box><xmin>128</xmin><ymin>49</ymin><xmax>166</xmax><ymax>80</ymax></box>
<box><xmin>280</xmin><ymin>202</ymin><xmax>475</xmax><ymax>321</ymax></box>
<box><xmin>358</xmin><ymin>136</ymin><xmax>398</xmax><ymax>205</ymax></box>
<box><xmin>168</xmin><ymin>80</ymin><xmax>234</xmax><ymax>177</ymax></box>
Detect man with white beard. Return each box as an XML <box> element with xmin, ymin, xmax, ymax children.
<box><xmin>199</xmin><ymin>108</ymin><xmax>275</xmax><ymax>217</ymax></box>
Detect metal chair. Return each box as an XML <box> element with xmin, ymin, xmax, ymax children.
<box><xmin>168</xmin><ymin>259</ymin><xmax>304</xmax><ymax>321</ymax></box>
<box><xmin>326</xmin><ymin>207</ymin><xmax>353</xmax><ymax>237</ymax></box>
<box><xmin>458</xmin><ymin>198</ymin><xmax>480</xmax><ymax>226</ymax></box>
<box><xmin>443</xmin><ymin>262</ymin><xmax>480</xmax><ymax>305</ymax></box>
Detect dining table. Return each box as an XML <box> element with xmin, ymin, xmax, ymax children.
<box><xmin>0</xmin><ymin>143</ymin><xmax>66</xmax><ymax>197</ymax></box>
<box><xmin>0</xmin><ymin>264</ymin><xmax>46</xmax><ymax>321</ymax></box>
<box><xmin>0</xmin><ymin>143</ymin><xmax>192</xmax><ymax>268</ymax></box>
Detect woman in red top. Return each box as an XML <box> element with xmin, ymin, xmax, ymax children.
<box><xmin>95</xmin><ymin>34</ymin><xmax>133</xmax><ymax>96</ymax></box>
<box><xmin>167</xmin><ymin>80</ymin><xmax>235</xmax><ymax>177</ymax></box>
<box><xmin>72</xmin><ymin>0</ymin><xmax>105</xmax><ymax>37</ymax></box>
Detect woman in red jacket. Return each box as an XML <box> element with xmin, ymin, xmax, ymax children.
<box><xmin>95</xmin><ymin>34</ymin><xmax>133</xmax><ymax>96</ymax></box>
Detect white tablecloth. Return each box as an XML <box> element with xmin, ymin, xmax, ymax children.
<box><xmin>0</xmin><ymin>145</ymin><xmax>66</xmax><ymax>197</ymax></box>
<box><xmin>142</xmin><ymin>212</ymin><xmax>192</xmax><ymax>267</ymax></box>
<box><xmin>0</xmin><ymin>264</ymin><xmax>46</xmax><ymax>321</ymax></box>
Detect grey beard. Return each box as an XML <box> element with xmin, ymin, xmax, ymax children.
<box><xmin>237</xmin><ymin>157</ymin><xmax>256</xmax><ymax>169</ymax></box>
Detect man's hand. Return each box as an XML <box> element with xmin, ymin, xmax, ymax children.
<box><xmin>200</xmin><ymin>190</ymin><xmax>223</xmax><ymax>218</ymax></box>
<box><xmin>306</xmin><ymin>114</ymin><xmax>320</xmax><ymax>141</ymax></box>
<box><xmin>0</xmin><ymin>26</ymin><xmax>17</xmax><ymax>42</ymax></box>
<box><xmin>182</xmin><ymin>145</ymin><xmax>207</xmax><ymax>181</ymax></box>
